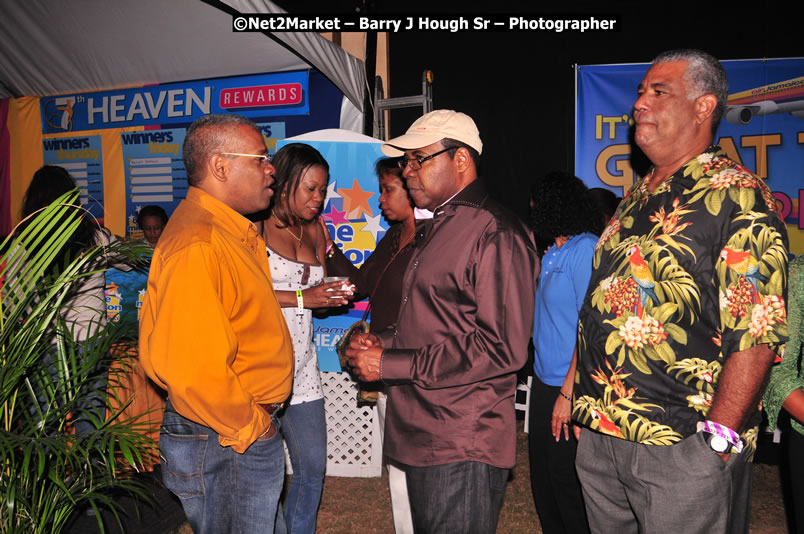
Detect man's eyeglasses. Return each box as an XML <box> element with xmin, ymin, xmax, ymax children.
<box><xmin>396</xmin><ymin>147</ymin><xmax>453</xmax><ymax>171</ymax></box>
<box><xmin>220</xmin><ymin>152</ymin><xmax>273</xmax><ymax>165</ymax></box>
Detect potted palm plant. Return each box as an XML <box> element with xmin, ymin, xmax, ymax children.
<box><xmin>0</xmin><ymin>190</ymin><xmax>156</xmax><ymax>533</ymax></box>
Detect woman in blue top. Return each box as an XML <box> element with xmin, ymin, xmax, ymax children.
<box><xmin>528</xmin><ymin>172</ymin><xmax>605</xmax><ymax>534</ymax></box>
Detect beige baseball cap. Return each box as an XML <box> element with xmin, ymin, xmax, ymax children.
<box><xmin>381</xmin><ymin>109</ymin><xmax>483</xmax><ymax>157</ymax></box>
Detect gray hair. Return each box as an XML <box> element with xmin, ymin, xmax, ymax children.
<box><xmin>182</xmin><ymin>113</ymin><xmax>261</xmax><ymax>186</ymax></box>
<box><xmin>652</xmin><ymin>49</ymin><xmax>729</xmax><ymax>135</ymax></box>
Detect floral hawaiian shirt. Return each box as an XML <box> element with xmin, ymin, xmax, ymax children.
<box><xmin>572</xmin><ymin>146</ymin><xmax>789</xmax><ymax>458</ymax></box>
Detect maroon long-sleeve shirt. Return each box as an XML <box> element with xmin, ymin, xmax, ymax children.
<box><xmin>378</xmin><ymin>180</ymin><xmax>539</xmax><ymax>469</ymax></box>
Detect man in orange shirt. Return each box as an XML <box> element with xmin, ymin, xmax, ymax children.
<box><xmin>139</xmin><ymin>114</ymin><xmax>294</xmax><ymax>534</ymax></box>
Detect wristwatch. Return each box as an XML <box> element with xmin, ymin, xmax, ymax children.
<box><xmin>703</xmin><ymin>431</ymin><xmax>730</xmax><ymax>453</ymax></box>
<box><xmin>696</xmin><ymin>420</ymin><xmax>743</xmax><ymax>454</ymax></box>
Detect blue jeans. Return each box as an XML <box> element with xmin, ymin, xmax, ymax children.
<box><xmin>159</xmin><ymin>400</ymin><xmax>285</xmax><ymax>534</ymax></box>
<box><xmin>279</xmin><ymin>398</ymin><xmax>327</xmax><ymax>534</ymax></box>
<box><xmin>404</xmin><ymin>461</ymin><xmax>509</xmax><ymax>534</ymax></box>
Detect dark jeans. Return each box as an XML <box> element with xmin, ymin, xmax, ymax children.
<box><xmin>159</xmin><ymin>400</ymin><xmax>285</xmax><ymax>534</ymax></box>
<box><xmin>404</xmin><ymin>461</ymin><xmax>509</xmax><ymax>534</ymax></box>
<box><xmin>528</xmin><ymin>378</ymin><xmax>590</xmax><ymax>534</ymax></box>
<box><xmin>575</xmin><ymin>429</ymin><xmax>751</xmax><ymax>534</ymax></box>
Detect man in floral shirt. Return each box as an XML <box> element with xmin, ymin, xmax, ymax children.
<box><xmin>572</xmin><ymin>49</ymin><xmax>788</xmax><ymax>534</ymax></box>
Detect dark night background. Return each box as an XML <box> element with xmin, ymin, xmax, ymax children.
<box><xmin>274</xmin><ymin>0</ymin><xmax>802</xmax><ymax>217</ymax></box>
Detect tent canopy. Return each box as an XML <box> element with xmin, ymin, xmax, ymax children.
<box><xmin>0</xmin><ymin>0</ymin><xmax>365</xmax><ymax>112</ymax></box>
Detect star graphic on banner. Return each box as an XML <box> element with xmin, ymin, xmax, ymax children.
<box><xmin>349</xmin><ymin>221</ymin><xmax>377</xmax><ymax>252</ymax></box>
<box><xmin>128</xmin><ymin>214</ymin><xmax>137</xmax><ymax>227</ymax></box>
<box><xmin>106</xmin><ymin>281</ymin><xmax>121</xmax><ymax>299</ymax></box>
<box><xmin>322</xmin><ymin>206</ymin><xmax>350</xmax><ymax>225</ymax></box>
<box><xmin>339</xmin><ymin>178</ymin><xmax>374</xmax><ymax>219</ymax></box>
<box><xmin>325</xmin><ymin>181</ymin><xmax>341</xmax><ymax>208</ymax></box>
<box><xmin>135</xmin><ymin>205</ymin><xmax>143</xmax><ymax>213</ymax></box>
<box><xmin>361</xmin><ymin>213</ymin><xmax>386</xmax><ymax>242</ymax></box>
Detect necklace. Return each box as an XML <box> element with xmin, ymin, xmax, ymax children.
<box><xmin>284</xmin><ymin>224</ymin><xmax>303</xmax><ymax>247</ymax></box>
<box><xmin>271</xmin><ymin>214</ymin><xmax>304</xmax><ymax>247</ymax></box>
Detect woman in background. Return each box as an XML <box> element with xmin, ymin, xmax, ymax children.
<box><xmin>323</xmin><ymin>157</ymin><xmax>417</xmax><ymax>534</ymax></box>
<box><xmin>260</xmin><ymin>143</ymin><xmax>352</xmax><ymax>534</ymax></box>
<box><xmin>20</xmin><ymin>165</ymin><xmax>122</xmax><ymax>434</ymax></box>
<box><xmin>763</xmin><ymin>255</ymin><xmax>804</xmax><ymax>534</ymax></box>
<box><xmin>136</xmin><ymin>205</ymin><xmax>169</xmax><ymax>248</ymax></box>
<box><xmin>588</xmin><ymin>187</ymin><xmax>621</xmax><ymax>226</ymax></box>
<box><xmin>528</xmin><ymin>171</ymin><xmax>603</xmax><ymax>534</ymax></box>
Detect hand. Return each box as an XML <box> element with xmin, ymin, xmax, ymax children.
<box><xmin>345</xmin><ymin>333</ymin><xmax>383</xmax><ymax>382</ymax></box>
<box><xmin>351</xmin><ymin>332</ymin><xmax>381</xmax><ymax>349</ymax></box>
<box><xmin>717</xmin><ymin>452</ymin><xmax>730</xmax><ymax>463</ymax></box>
<box><xmin>303</xmin><ymin>280</ymin><xmax>354</xmax><ymax>308</ymax></box>
<box><xmin>551</xmin><ymin>391</ymin><xmax>573</xmax><ymax>442</ymax></box>
<box><xmin>574</xmin><ymin>425</ymin><xmax>582</xmax><ymax>441</ymax></box>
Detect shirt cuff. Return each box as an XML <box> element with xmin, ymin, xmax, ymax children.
<box><xmin>380</xmin><ymin>348</ymin><xmax>414</xmax><ymax>385</ymax></box>
<box><xmin>217</xmin><ymin>403</ymin><xmax>272</xmax><ymax>454</ymax></box>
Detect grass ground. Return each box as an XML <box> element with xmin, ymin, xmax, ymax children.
<box><xmin>167</xmin><ymin>421</ymin><xmax>788</xmax><ymax>533</ymax></box>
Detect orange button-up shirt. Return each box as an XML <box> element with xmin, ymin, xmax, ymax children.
<box><xmin>139</xmin><ymin>187</ymin><xmax>293</xmax><ymax>453</ymax></box>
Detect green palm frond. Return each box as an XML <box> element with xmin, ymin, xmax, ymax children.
<box><xmin>1</xmin><ymin>191</ymin><xmax>155</xmax><ymax>533</ymax></box>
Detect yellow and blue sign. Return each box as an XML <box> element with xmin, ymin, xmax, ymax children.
<box><xmin>40</xmin><ymin>70</ymin><xmax>309</xmax><ymax>134</ymax></box>
<box><xmin>277</xmin><ymin>139</ymin><xmax>386</xmax><ymax>372</ymax></box>
<box><xmin>105</xmin><ymin>266</ymin><xmax>149</xmax><ymax>335</ymax></box>
<box><xmin>42</xmin><ymin>135</ymin><xmax>105</xmax><ymax>223</ymax></box>
<box><xmin>576</xmin><ymin>58</ymin><xmax>804</xmax><ymax>254</ymax></box>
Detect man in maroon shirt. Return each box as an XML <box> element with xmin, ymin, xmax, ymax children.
<box><xmin>346</xmin><ymin>110</ymin><xmax>538</xmax><ymax>533</ymax></box>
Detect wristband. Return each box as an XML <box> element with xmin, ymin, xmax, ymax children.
<box><xmin>296</xmin><ymin>289</ymin><xmax>304</xmax><ymax>315</ymax></box>
<box><xmin>558</xmin><ymin>390</ymin><xmax>572</xmax><ymax>402</ymax></box>
<box><xmin>697</xmin><ymin>420</ymin><xmax>744</xmax><ymax>453</ymax></box>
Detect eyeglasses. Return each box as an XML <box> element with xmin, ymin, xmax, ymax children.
<box><xmin>397</xmin><ymin>147</ymin><xmax>453</xmax><ymax>170</ymax></box>
<box><xmin>220</xmin><ymin>152</ymin><xmax>273</xmax><ymax>165</ymax></box>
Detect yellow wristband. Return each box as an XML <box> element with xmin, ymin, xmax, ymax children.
<box><xmin>296</xmin><ymin>289</ymin><xmax>304</xmax><ymax>315</ymax></box>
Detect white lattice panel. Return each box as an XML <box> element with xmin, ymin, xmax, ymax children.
<box><xmin>321</xmin><ymin>371</ymin><xmax>382</xmax><ymax>477</ymax></box>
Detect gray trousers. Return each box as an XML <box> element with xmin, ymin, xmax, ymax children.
<box><xmin>575</xmin><ymin>429</ymin><xmax>751</xmax><ymax>534</ymax></box>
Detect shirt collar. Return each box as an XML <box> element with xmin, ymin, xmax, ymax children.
<box><xmin>185</xmin><ymin>186</ymin><xmax>260</xmax><ymax>242</ymax></box>
<box><xmin>435</xmin><ymin>179</ymin><xmax>488</xmax><ymax>215</ymax></box>
<box><xmin>414</xmin><ymin>208</ymin><xmax>434</xmax><ymax>220</ymax></box>
<box><xmin>640</xmin><ymin>145</ymin><xmax>724</xmax><ymax>193</ymax></box>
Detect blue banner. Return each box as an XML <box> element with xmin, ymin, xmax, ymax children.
<box><xmin>122</xmin><ymin>122</ymin><xmax>286</xmax><ymax>238</ymax></box>
<box><xmin>41</xmin><ymin>71</ymin><xmax>309</xmax><ymax>133</ymax></box>
<box><xmin>42</xmin><ymin>135</ymin><xmax>105</xmax><ymax>223</ymax></box>
<box><xmin>105</xmin><ymin>266</ymin><xmax>149</xmax><ymax>334</ymax></box>
<box><xmin>121</xmin><ymin>128</ymin><xmax>187</xmax><ymax>238</ymax></box>
<box><xmin>277</xmin><ymin>139</ymin><xmax>386</xmax><ymax>372</ymax></box>
<box><xmin>576</xmin><ymin>58</ymin><xmax>804</xmax><ymax>254</ymax></box>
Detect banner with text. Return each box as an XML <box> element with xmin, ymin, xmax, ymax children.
<box><xmin>40</xmin><ymin>71</ymin><xmax>309</xmax><ymax>134</ymax></box>
<box><xmin>575</xmin><ymin>58</ymin><xmax>804</xmax><ymax>254</ymax></box>
<box><xmin>42</xmin><ymin>135</ymin><xmax>105</xmax><ymax>223</ymax></box>
<box><xmin>277</xmin><ymin>138</ymin><xmax>386</xmax><ymax>372</ymax></box>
